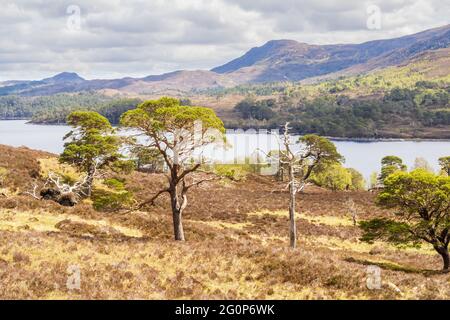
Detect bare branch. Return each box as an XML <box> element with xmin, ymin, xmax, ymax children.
<box><xmin>133</xmin><ymin>188</ymin><xmax>171</xmax><ymax>211</ymax></box>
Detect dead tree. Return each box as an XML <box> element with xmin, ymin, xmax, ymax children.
<box><xmin>263</xmin><ymin>123</ymin><xmax>343</xmax><ymax>248</ymax></box>
<box><xmin>25</xmin><ymin>172</ymin><xmax>90</xmax><ymax>206</ymax></box>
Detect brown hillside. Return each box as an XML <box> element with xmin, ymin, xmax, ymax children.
<box><xmin>0</xmin><ymin>146</ymin><xmax>448</xmax><ymax>299</ymax></box>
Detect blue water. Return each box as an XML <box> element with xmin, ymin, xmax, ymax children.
<box><xmin>1</xmin><ymin>120</ymin><xmax>449</xmax><ymax>180</ymax></box>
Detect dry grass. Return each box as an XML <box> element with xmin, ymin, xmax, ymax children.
<box><xmin>0</xmin><ymin>144</ymin><xmax>449</xmax><ymax>300</ymax></box>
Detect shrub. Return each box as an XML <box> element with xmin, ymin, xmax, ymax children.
<box><xmin>347</xmin><ymin>168</ymin><xmax>366</xmax><ymax>190</ymax></box>
<box><xmin>311</xmin><ymin>164</ymin><xmax>352</xmax><ymax>191</ymax></box>
<box><xmin>91</xmin><ymin>178</ymin><xmax>134</xmax><ymax>212</ymax></box>
<box><xmin>211</xmin><ymin>161</ymin><xmax>267</xmax><ymax>181</ymax></box>
<box><xmin>213</xmin><ymin>164</ymin><xmax>250</xmax><ymax>181</ymax></box>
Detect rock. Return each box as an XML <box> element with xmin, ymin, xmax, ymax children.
<box><xmin>57</xmin><ymin>193</ymin><xmax>77</xmax><ymax>207</ymax></box>
<box><xmin>40</xmin><ymin>188</ymin><xmax>61</xmax><ymax>201</ymax></box>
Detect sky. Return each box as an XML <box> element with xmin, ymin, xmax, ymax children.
<box><xmin>0</xmin><ymin>0</ymin><xmax>448</xmax><ymax>81</ymax></box>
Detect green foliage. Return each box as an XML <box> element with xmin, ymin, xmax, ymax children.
<box><xmin>369</xmin><ymin>172</ymin><xmax>378</xmax><ymax>189</ymax></box>
<box><xmin>0</xmin><ymin>92</ymin><xmax>141</xmax><ymax>124</ymax></box>
<box><xmin>121</xmin><ymin>97</ymin><xmax>226</xmax><ymax>146</ymax></box>
<box><xmin>347</xmin><ymin>168</ymin><xmax>366</xmax><ymax>190</ymax></box>
<box><xmin>0</xmin><ymin>92</ymin><xmax>114</xmax><ymax>121</ymax></box>
<box><xmin>60</xmin><ymin>111</ymin><xmax>122</xmax><ymax>172</ymax></box>
<box><xmin>226</xmin><ymin>73</ymin><xmax>450</xmax><ymax>138</ymax></box>
<box><xmin>379</xmin><ymin>156</ymin><xmax>407</xmax><ymax>183</ymax></box>
<box><xmin>59</xmin><ymin>111</ymin><xmax>125</xmax><ymax>197</ymax></box>
<box><xmin>96</xmin><ymin>98</ymin><xmax>142</xmax><ymax>124</ymax></box>
<box><xmin>274</xmin><ymin>134</ymin><xmax>344</xmax><ymax>185</ymax></box>
<box><xmin>66</xmin><ymin>111</ymin><xmax>112</xmax><ymax>131</ymax></box>
<box><xmin>377</xmin><ymin>169</ymin><xmax>450</xmax><ymax>214</ymax></box>
<box><xmin>311</xmin><ymin>165</ymin><xmax>365</xmax><ymax>191</ymax></box>
<box><xmin>361</xmin><ymin>169</ymin><xmax>450</xmax><ymax>269</ymax></box>
<box><xmin>91</xmin><ymin>178</ymin><xmax>134</xmax><ymax>212</ymax></box>
<box><xmin>212</xmin><ymin>164</ymin><xmax>249</xmax><ymax>181</ymax></box>
<box><xmin>299</xmin><ymin>134</ymin><xmax>344</xmax><ymax>170</ymax></box>
<box><xmin>103</xmin><ymin>178</ymin><xmax>126</xmax><ymax>190</ymax></box>
<box><xmin>234</xmin><ymin>98</ymin><xmax>276</xmax><ymax>121</ymax></box>
<box><xmin>359</xmin><ymin>218</ymin><xmax>417</xmax><ymax>245</ymax></box>
<box><xmin>109</xmin><ymin>160</ymin><xmax>136</xmax><ymax>175</ymax></box>
<box><xmin>210</xmin><ymin>161</ymin><xmax>266</xmax><ymax>181</ymax></box>
<box><xmin>311</xmin><ymin>164</ymin><xmax>352</xmax><ymax>191</ymax></box>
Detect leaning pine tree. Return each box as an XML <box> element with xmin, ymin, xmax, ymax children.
<box><xmin>361</xmin><ymin>169</ymin><xmax>450</xmax><ymax>271</ymax></box>
<box><xmin>60</xmin><ymin>111</ymin><xmax>124</xmax><ymax>197</ymax></box>
<box><xmin>120</xmin><ymin>97</ymin><xmax>225</xmax><ymax>241</ymax></box>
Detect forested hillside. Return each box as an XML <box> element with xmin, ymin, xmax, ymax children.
<box><xmin>0</xmin><ymin>92</ymin><xmax>141</xmax><ymax>125</ymax></box>
<box><xmin>224</xmin><ymin>49</ymin><xmax>450</xmax><ymax>138</ymax></box>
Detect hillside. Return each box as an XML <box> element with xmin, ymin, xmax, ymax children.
<box><xmin>213</xmin><ymin>24</ymin><xmax>450</xmax><ymax>82</ymax></box>
<box><xmin>2</xmin><ymin>45</ymin><xmax>449</xmax><ymax>138</ymax></box>
<box><xmin>0</xmin><ymin>25</ymin><xmax>448</xmax><ymax>96</ymax></box>
<box><xmin>1</xmin><ymin>144</ymin><xmax>450</xmax><ymax>299</ymax></box>
<box><xmin>204</xmin><ymin>47</ymin><xmax>450</xmax><ymax>138</ymax></box>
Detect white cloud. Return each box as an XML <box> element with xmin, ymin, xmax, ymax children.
<box><xmin>0</xmin><ymin>0</ymin><xmax>447</xmax><ymax>80</ymax></box>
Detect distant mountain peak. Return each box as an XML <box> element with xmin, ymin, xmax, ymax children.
<box><xmin>0</xmin><ymin>24</ymin><xmax>448</xmax><ymax>96</ymax></box>
<box><xmin>211</xmin><ymin>39</ymin><xmax>318</xmax><ymax>73</ymax></box>
<box><xmin>212</xmin><ymin>24</ymin><xmax>450</xmax><ymax>82</ymax></box>
<box><xmin>43</xmin><ymin>72</ymin><xmax>85</xmax><ymax>83</ymax></box>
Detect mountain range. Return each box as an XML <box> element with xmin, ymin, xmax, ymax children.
<box><xmin>1</xmin><ymin>24</ymin><xmax>449</xmax><ymax>96</ymax></box>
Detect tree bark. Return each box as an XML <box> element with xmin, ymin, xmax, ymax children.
<box><xmin>289</xmin><ymin>164</ymin><xmax>297</xmax><ymax>249</ymax></box>
<box><xmin>172</xmin><ymin>208</ymin><xmax>185</xmax><ymax>241</ymax></box>
<box><xmin>437</xmin><ymin>247</ymin><xmax>450</xmax><ymax>271</ymax></box>
<box><xmin>170</xmin><ymin>186</ymin><xmax>185</xmax><ymax>241</ymax></box>
<box><xmin>84</xmin><ymin>164</ymin><xmax>96</xmax><ymax>197</ymax></box>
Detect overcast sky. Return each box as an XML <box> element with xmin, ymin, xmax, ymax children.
<box><xmin>0</xmin><ymin>0</ymin><xmax>448</xmax><ymax>81</ymax></box>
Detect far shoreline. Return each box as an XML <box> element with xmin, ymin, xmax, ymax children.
<box><xmin>2</xmin><ymin>118</ymin><xmax>450</xmax><ymax>142</ymax></box>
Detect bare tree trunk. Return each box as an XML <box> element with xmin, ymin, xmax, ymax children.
<box><xmin>289</xmin><ymin>164</ymin><xmax>297</xmax><ymax>249</ymax></box>
<box><xmin>169</xmin><ymin>186</ymin><xmax>185</xmax><ymax>241</ymax></box>
<box><xmin>83</xmin><ymin>164</ymin><xmax>96</xmax><ymax>197</ymax></box>
<box><xmin>172</xmin><ymin>208</ymin><xmax>185</xmax><ymax>241</ymax></box>
<box><xmin>437</xmin><ymin>247</ymin><xmax>450</xmax><ymax>271</ymax></box>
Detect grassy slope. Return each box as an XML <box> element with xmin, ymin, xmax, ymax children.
<box><xmin>0</xmin><ymin>144</ymin><xmax>449</xmax><ymax>299</ymax></box>
<box><xmin>305</xmin><ymin>48</ymin><xmax>450</xmax><ymax>97</ymax></box>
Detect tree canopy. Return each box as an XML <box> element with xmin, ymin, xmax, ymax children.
<box><xmin>120</xmin><ymin>97</ymin><xmax>226</xmax><ymax>241</ymax></box>
<box><xmin>60</xmin><ymin>111</ymin><xmax>124</xmax><ymax>196</ymax></box>
<box><xmin>379</xmin><ymin>155</ymin><xmax>407</xmax><ymax>183</ymax></box>
<box><xmin>361</xmin><ymin>169</ymin><xmax>450</xmax><ymax>270</ymax></box>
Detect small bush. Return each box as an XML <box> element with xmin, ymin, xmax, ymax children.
<box><xmin>103</xmin><ymin>178</ymin><xmax>126</xmax><ymax>190</ymax></box>
<box><xmin>312</xmin><ymin>165</ymin><xmax>366</xmax><ymax>191</ymax></box>
<box><xmin>91</xmin><ymin>178</ymin><xmax>134</xmax><ymax>212</ymax></box>
<box><xmin>213</xmin><ymin>165</ymin><xmax>248</xmax><ymax>181</ymax></box>
<box><xmin>312</xmin><ymin>164</ymin><xmax>352</xmax><ymax>191</ymax></box>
